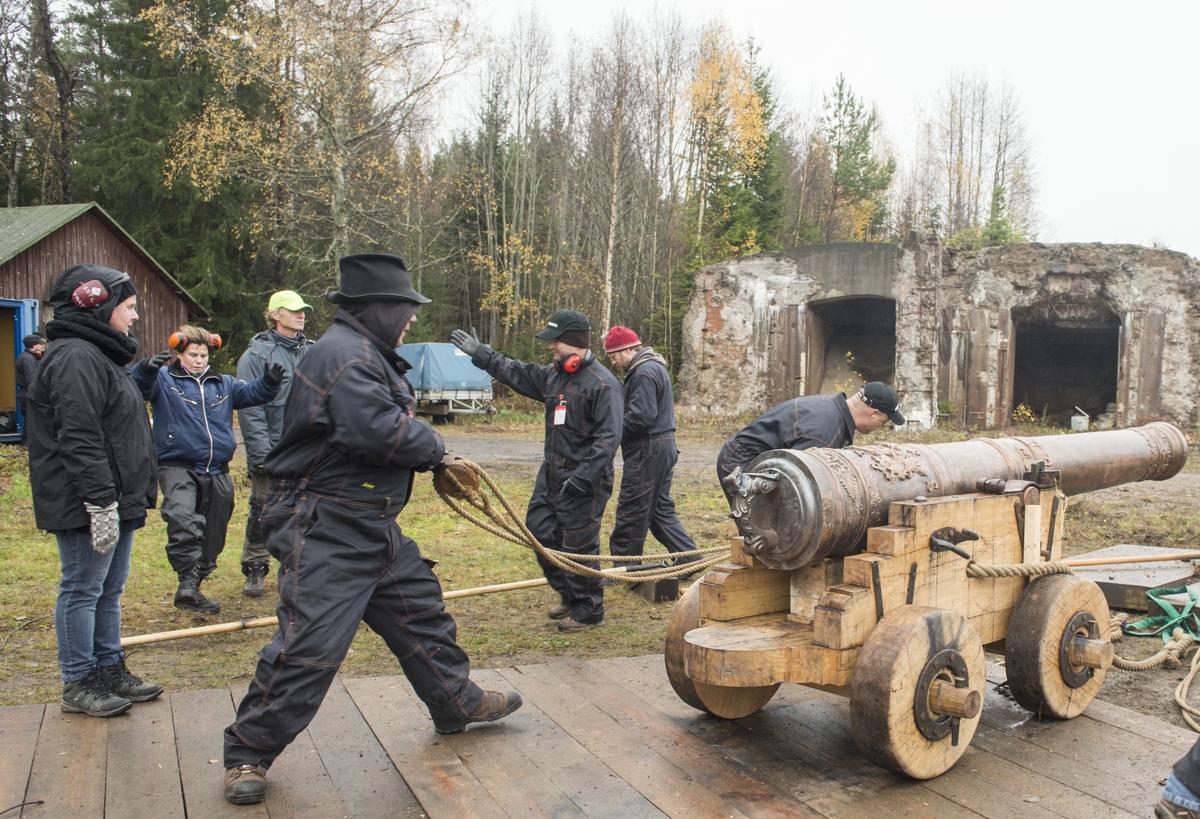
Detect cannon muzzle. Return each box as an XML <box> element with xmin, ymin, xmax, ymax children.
<box><xmin>727</xmin><ymin>422</ymin><xmax>1188</xmax><ymax>570</ymax></box>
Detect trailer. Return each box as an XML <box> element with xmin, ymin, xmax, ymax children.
<box><xmin>399</xmin><ymin>342</ymin><xmax>493</xmax><ymax>421</ymax></box>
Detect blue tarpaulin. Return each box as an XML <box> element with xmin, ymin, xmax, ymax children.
<box><xmin>398</xmin><ymin>342</ymin><xmax>492</xmax><ymax>393</ymax></box>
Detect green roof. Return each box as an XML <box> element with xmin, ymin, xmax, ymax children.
<box><xmin>0</xmin><ymin>203</ymin><xmax>207</xmax><ymax>318</ymax></box>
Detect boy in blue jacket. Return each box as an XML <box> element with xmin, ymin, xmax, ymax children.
<box><xmin>134</xmin><ymin>325</ymin><xmax>283</xmax><ymax>613</ymax></box>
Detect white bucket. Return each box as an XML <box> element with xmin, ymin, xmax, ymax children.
<box><xmin>1070</xmin><ymin>406</ymin><xmax>1089</xmax><ymax>432</ymax></box>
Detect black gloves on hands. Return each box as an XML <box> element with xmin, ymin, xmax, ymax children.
<box><xmin>450</xmin><ymin>328</ymin><xmax>481</xmax><ymax>357</ymax></box>
<box><xmin>263</xmin><ymin>362</ymin><xmax>286</xmax><ymax>386</ymax></box>
<box><xmin>559</xmin><ymin>476</ymin><xmax>590</xmax><ymax>499</ymax></box>
<box><xmin>142</xmin><ymin>350</ymin><xmax>171</xmax><ymax>375</ymax></box>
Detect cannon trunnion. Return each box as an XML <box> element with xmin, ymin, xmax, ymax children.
<box><xmin>668</xmin><ymin>423</ymin><xmax>1187</xmax><ymax>780</ymax></box>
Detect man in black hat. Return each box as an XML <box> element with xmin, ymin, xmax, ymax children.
<box><xmin>223</xmin><ymin>253</ymin><xmax>522</xmax><ymax>806</ymax></box>
<box><xmin>451</xmin><ymin>310</ymin><xmax>623</xmax><ymax>632</ymax></box>
<box><xmin>16</xmin><ymin>332</ymin><xmax>46</xmax><ymax>443</ymax></box>
<box><xmin>716</xmin><ymin>382</ymin><xmax>905</xmax><ymax>506</ymax></box>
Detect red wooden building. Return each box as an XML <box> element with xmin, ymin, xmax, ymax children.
<box><xmin>0</xmin><ymin>203</ymin><xmax>207</xmax><ymax>347</ymax></box>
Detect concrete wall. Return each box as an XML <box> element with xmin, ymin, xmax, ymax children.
<box><xmin>678</xmin><ymin>234</ymin><xmax>1200</xmax><ymax>430</ymax></box>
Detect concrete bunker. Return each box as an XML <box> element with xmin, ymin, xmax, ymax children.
<box><xmin>806</xmin><ymin>296</ymin><xmax>896</xmax><ymax>395</ymax></box>
<box><xmin>1011</xmin><ymin>303</ymin><xmax>1120</xmax><ymax>425</ymax></box>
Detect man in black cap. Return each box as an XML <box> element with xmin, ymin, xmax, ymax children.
<box><xmin>451</xmin><ymin>310</ymin><xmax>623</xmax><ymax>632</ymax></box>
<box><xmin>716</xmin><ymin>382</ymin><xmax>905</xmax><ymax>506</ymax></box>
<box><xmin>223</xmin><ymin>253</ymin><xmax>521</xmax><ymax>806</ymax></box>
<box><xmin>16</xmin><ymin>332</ymin><xmax>46</xmax><ymax>443</ymax></box>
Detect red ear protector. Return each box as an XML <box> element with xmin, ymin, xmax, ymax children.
<box><xmin>554</xmin><ymin>350</ymin><xmax>592</xmax><ymax>374</ymax></box>
<box><xmin>70</xmin><ymin>271</ymin><xmax>131</xmax><ymax>309</ymax></box>
<box><xmin>170</xmin><ymin>331</ymin><xmax>223</xmax><ymax>352</ymax></box>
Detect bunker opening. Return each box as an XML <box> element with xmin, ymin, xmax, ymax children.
<box><xmin>1011</xmin><ymin>305</ymin><xmax>1119</xmax><ymax>427</ymax></box>
<box><xmin>805</xmin><ymin>296</ymin><xmax>896</xmax><ymax>396</ymax></box>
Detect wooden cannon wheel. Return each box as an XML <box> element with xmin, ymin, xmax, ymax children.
<box><xmin>664</xmin><ymin>581</ymin><xmax>781</xmax><ymax>719</ymax></box>
<box><xmin>1005</xmin><ymin>573</ymin><xmax>1111</xmax><ymax>719</ymax></box>
<box><xmin>850</xmin><ymin>606</ymin><xmax>986</xmax><ymax>779</ymax></box>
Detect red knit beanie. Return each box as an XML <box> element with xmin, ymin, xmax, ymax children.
<box><xmin>603</xmin><ymin>325</ymin><xmax>640</xmax><ymax>353</ymax></box>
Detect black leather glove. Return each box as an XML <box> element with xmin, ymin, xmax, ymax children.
<box><xmin>450</xmin><ymin>328</ymin><xmax>481</xmax><ymax>356</ymax></box>
<box><xmin>263</xmin><ymin>362</ymin><xmax>286</xmax><ymax>386</ymax></box>
<box><xmin>142</xmin><ymin>350</ymin><xmax>171</xmax><ymax>374</ymax></box>
<box><xmin>559</xmin><ymin>476</ymin><xmax>589</xmax><ymax>498</ymax></box>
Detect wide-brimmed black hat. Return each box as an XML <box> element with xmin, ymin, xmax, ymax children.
<box><xmin>325</xmin><ymin>253</ymin><xmax>430</xmax><ymax>305</ymax></box>
<box><xmin>534</xmin><ymin>309</ymin><xmax>590</xmax><ymax>340</ymax></box>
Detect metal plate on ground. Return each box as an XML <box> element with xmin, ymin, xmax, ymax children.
<box><xmin>1070</xmin><ymin>544</ymin><xmax>1200</xmax><ymax>611</ymax></box>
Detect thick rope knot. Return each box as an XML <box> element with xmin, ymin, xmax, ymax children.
<box><xmin>432</xmin><ymin>457</ymin><xmax>731</xmax><ymax>582</ymax></box>
<box><xmin>964</xmin><ymin>560</ymin><xmax>1073</xmax><ymax>579</ymax></box>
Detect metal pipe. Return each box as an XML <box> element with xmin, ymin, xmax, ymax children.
<box><xmin>728</xmin><ymin>422</ymin><xmax>1188</xmax><ymax>570</ymax></box>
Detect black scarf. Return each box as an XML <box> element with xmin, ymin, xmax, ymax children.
<box><xmin>333</xmin><ymin>308</ymin><xmax>413</xmax><ymax>374</ymax></box>
<box><xmin>45</xmin><ymin>313</ymin><xmax>140</xmax><ymax>366</ymax></box>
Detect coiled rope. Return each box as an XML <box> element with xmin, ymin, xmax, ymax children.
<box><xmin>432</xmin><ymin>457</ymin><xmax>731</xmax><ymax>582</ymax></box>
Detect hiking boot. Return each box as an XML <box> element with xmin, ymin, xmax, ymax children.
<box><xmin>96</xmin><ymin>658</ymin><xmax>163</xmax><ymax>703</ymax></box>
<box><xmin>1157</xmin><ymin>798</ymin><xmax>1200</xmax><ymax>819</ymax></box>
<box><xmin>224</xmin><ymin>764</ymin><xmax>268</xmax><ymax>805</ymax></box>
<box><xmin>61</xmin><ymin>670</ymin><xmax>132</xmax><ymax>717</ymax></box>
<box><xmin>174</xmin><ymin>571</ymin><xmax>220</xmax><ymax>614</ymax></box>
<box><xmin>242</xmin><ymin>565</ymin><xmax>267</xmax><ymax>597</ymax></box>
<box><xmin>435</xmin><ymin>691</ymin><xmax>523</xmax><ymax>734</ymax></box>
<box><xmin>547</xmin><ymin>602</ymin><xmax>572</xmax><ymax>620</ymax></box>
<box><xmin>557</xmin><ymin>617</ymin><xmax>604</xmax><ymax>633</ymax></box>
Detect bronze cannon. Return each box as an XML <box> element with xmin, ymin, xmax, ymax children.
<box><xmin>667</xmin><ymin>423</ymin><xmax>1189</xmax><ymax>779</ymax></box>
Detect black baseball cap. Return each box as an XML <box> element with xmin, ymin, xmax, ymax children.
<box><xmin>535</xmin><ymin>309</ymin><xmax>590</xmax><ymax>340</ymax></box>
<box><xmin>861</xmin><ymin>382</ymin><xmax>905</xmax><ymax>425</ymax></box>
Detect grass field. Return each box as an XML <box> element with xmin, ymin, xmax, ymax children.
<box><xmin>1</xmin><ymin>407</ymin><xmax>1196</xmax><ymax>710</ymax></box>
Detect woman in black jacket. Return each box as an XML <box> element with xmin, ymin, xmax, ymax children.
<box><xmin>25</xmin><ymin>264</ymin><xmax>163</xmax><ymax>718</ymax></box>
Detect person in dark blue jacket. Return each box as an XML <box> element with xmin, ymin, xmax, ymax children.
<box><xmin>133</xmin><ymin>325</ymin><xmax>282</xmax><ymax>614</ymax></box>
<box><xmin>602</xmin><ymin>325</ymin><xmax>700</xmax><ymax>567</ymax></box>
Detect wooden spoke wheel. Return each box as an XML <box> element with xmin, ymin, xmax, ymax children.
<box><xmin>664</xmin><ymin>581</ymin><xmax>781</xmax><ymax>719</ymax></box>
<box><xmin>1005</xmin><ymin>573</ymin><xmax>1111</xmax><ymax>719</ymax></box>
<box><xmin>850</xmin><ymin>606</ymin><xmax>986</xmax><ymax>780</ymax></box>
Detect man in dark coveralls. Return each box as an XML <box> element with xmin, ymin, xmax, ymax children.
<box><xmin>601</xmin><ymin>325</ymin><xmax>699</xmax><ymax>567</ymax></box>
<box><xmin>716</xmin><ymin>382</ymin><xmax>905</xmax><ymax>505</ymax></box>
<box><xmin>16</xmin><ymin>333</ymin><xmax>46</xmax><ymax>443</ymax></box>
<box><xmin>223</xmin><ymin>254</ymin><xmax>521</xmax><ymax>806</ymax></box>
<box><xmin>451</xmin><ymin>310</ymin><xmax>623</xmax><ymax>633</ymax></box>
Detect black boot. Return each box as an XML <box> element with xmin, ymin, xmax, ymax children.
<box><xmin>242</xmin><ymin>564</ymin><xmax>267</xmax><ymax>597</ymax></box>
<box><xmin>62</xmin><ymin>670</ymin><xmax>132</xmax><ymax>717</ymax></box>
<box><xmin>96</xmin><ymin>657</ymin><xmax>163</xmax><ymax>702</ymax></box>
<box><xmin>174</xmin><ymin>570</ymin><xmax>220</xmax><ymax>614</ymax></box>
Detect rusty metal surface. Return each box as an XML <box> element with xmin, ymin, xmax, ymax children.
<box><xmin>727</xmin><ymin>422</ymin><xmax>1189</xmax><ymax>571</ymax></box>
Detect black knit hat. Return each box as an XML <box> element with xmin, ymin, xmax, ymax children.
<box><xmin>326</xmin><ymin>253</ymin><xmax>430</xmax><ymax>305</ymax></box>
<box><xmin>23</xmin><ymin>333</ymin><xmax>46</xmax><ymax>349</ymax></box>
<box><xmin>49</xmin><ymin>264</ymin><xmax>138</xmax><ymax>323</ymax></box>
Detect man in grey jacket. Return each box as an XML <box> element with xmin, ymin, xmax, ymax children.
<box><xmin>235</xmin><ymin>290</ymin><xmax>313</xmax><ymax>596</ymax></box>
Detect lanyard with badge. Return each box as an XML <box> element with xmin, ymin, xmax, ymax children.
<box><xmin>553</xmin><ymin>394</ymin><xmax>566</xmax><ymax>425</ymax></box>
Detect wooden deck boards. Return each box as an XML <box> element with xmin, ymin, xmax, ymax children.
<box><xmin>3</xmin><ymin>655</ymin><xmax>1185</xmax><ymax>818</ymax></box>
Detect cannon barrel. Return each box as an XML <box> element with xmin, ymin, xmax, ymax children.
<box><xmin>727</xmin><ymin>422</ymin><xmax>1188</xmax><ymax>570</ymax></box>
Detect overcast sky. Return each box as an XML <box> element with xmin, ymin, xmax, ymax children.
<box><xmin>465</xmin><ymin>0</ymin><xmax>1199</xmax><ymax>259</ymax></box>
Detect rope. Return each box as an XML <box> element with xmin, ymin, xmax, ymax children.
<box><xmin>965</xmin><ymin>560</ymin><xmax>1073</xmax><ymax>578</ymax></box>
<box><xmin>433</xmin><ymin>459</ymin><xmax>731</xmax><ymax>582</ymax></box>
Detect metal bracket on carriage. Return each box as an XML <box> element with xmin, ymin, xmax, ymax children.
<box><xmin>929</xmin><ymin>527</ymin><xmax>980</xmax><ymax>561</ymax></box>
<box><xmin>724</xmin><ymin>467</ymin><xmax>781</xmax><ymax>557</ymax></box>
<box><xmin>1021</xmin><ymin>460</ymin><xmax>1062</xmax><ymax>490</ymax></box>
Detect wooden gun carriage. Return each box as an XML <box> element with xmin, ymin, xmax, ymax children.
<box><xmin>665</xmin><ymin>423</ymin><xmax>1189</xmax><ymax>779</ymax></box>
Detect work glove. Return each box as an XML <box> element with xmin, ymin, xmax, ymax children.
<box><xmin>263</xmin><ymin>362</ymin><xmax>286</xmax><ymax>387</ymax></box>
<box><xmin>450</xmin><ymin>328</ymin><xmax>481</xmax><ymax>357</ymax></box>
<box><xmin>559</xmin><ymin>476</ymin><xmax>590</xmax><ymax>499</ymax></box>
<box><xmin>141</xmin><ymin>350</ymin><xmax>171</xmax><ymax>375</ymax></box>
<box><xmin>84</xmin><ymin>501</ymin><xmax>120</xmax><ymax>554</ymax></box>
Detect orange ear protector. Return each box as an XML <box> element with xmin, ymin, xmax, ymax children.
<box><xmin>170</xmin><ymin>332</ymin><xmax>222</xmax><ymax>352</ymax></box>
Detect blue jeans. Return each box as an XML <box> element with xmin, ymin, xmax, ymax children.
<box><xmin>1165</xmin><ymin>774</ymin><xmax>1200</xmax><ymax>811</ymax></box>
<box><xmin>54</xmin><ymin>522</ymin><xmax>136</xmax><ymax>683</ymax></box>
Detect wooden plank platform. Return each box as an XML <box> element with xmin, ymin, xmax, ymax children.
<box><xmin>3</xmin><ymin>656</ymin><xmax>1191</xmax><ymax>818</ymax></box>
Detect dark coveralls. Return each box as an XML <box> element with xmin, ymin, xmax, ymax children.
<box><xmin>224</xmin><ymin>312</ymin><xmax>485</xmax><ymax>768</ymax></box>
<box><xmin>716</xmin><ymin>393</ymin><xmax>856</xmax><ymax>505</ymax></box>
<box><xmin>15</xmin><ymin>348</ymin><xmax>40</xmax><ymax>440</ymax></box>
<box><xmin>471</xmin><ymin>344</ymin><xmax>623</xmax><ymax>625</ymax></box>
<box><xmin>608</xmin><ymin>348</ymin><xmax>698</xmax><ymax>562</ymax></box>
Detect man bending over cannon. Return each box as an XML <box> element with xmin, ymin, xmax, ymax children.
<box><xmin>717</xmin><ymin>382</ymin><xmax>905</xmax><ymax>506</ymax></box>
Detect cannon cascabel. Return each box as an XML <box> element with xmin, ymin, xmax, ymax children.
<box><xmin>726</xmin><ymin>422</ymin><xmax>1188</xmax><ymax>570</ymax></box>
